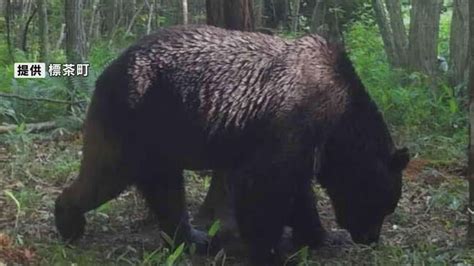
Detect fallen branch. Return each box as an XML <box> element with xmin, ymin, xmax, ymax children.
<box><xmin>0</xmin><ymin>92</ymin><xmax>86</xmax><ymax>104</ymax></box>
<box><xmin>0</xmin><ymin>121</ymin><xmax>57</xmax><ymax>134</ymax></box>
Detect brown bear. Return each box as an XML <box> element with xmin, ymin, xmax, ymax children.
<box><xmin>54</xmin><ymin>25</ymin><xmax>409</xmax><ymax>264</ymax></box>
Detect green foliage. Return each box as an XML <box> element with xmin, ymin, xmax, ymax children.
<box><xmin>345</xmin><ymin>22</ymin><xmax>467</xmax><ymax>161</ymax></box>
<box><xmin>438</xmin><ymin>8</ymin><xmax>452</xmax><ymax>57</ymax></box>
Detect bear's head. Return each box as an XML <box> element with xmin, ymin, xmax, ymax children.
<box><xmin>318</xmin><ymin>100</ymin><xmax>410</xmax><ymax>245</ymax></box>
<box><xmin>321</xmin><ymin>147</ymin><xmax>409</xmax><ymax>244</ymax></box>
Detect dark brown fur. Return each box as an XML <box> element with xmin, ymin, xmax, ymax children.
<box><xmin>54</xmin><ymin>25</ymin><xmax>408</xmax><ymax>265</ymax></box>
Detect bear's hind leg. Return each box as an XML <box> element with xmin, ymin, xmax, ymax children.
<box><xmin>135</xmin><ymin>165</ymin><xmax>210</xmax><ymax>253</ymax></box>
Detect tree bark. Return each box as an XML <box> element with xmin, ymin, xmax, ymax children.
<box><xmin>450</xmin><ymin>0</ymin><xmax>469</xmax><ymax>86</ymax></box>
<box><xmin>254</xmin><ymin>0</ymin><xmax>264</xmax><ymax>28</ymax></box>
<box><xmin>206</xmin><ymin>0</ymin><xmax>255</xmax><ymax>31</ymax></box>
<box><xmin>385</xmin><ymin>0</ymin><xmax>408</xmax><ymax>67</ymax></box>
<box><xmin>291</xmin><ymin>0</ymin><xmax>301</xmax><ymax>33</ymax></box>
<box><xmin>147</xmin><ymin>0</ymin><xmax>156</xmax><ymax>33</ymax></box>
<box><xmin>467</xmin><ymin>0</ymin><xmax>474</xmax><ymax>246</ymax></box>
<box><xmin>5</xmin><ymin>0</ymin><xmax>14</xmax><ymax>62</ymax></box>
<box><xmin>206</xmin><ymin>0</ymin><xmax>225</xmax><ymax>27</ymax></box>
<box><xmin>65</xmin><ymin>0</ymin><xmax>86</xmax><ymax>63</ymax></box>
<box><xmin>38</xmin><ymin>0</ymin><xmax>49</xmax><ymax>63</ymax></box>
<box><xmin>182</xmin><ymin>0</ymin><xmax>188</xmax><ymax>25</ymax></box>
<box><xmin>88</xmin><ymin>0</ymin><xmax>101</xmax><ymax>42</ymax></box>
<box><xmin>20</xmin><ymin>6</ymin><xmax>37</xmax><ymax>52</ymax></box>
<box><xmin>408</xmin><ymin>0</ymin><xmax>443</xmax><ymax>77</ymax></box>
<box><xmin>65</xmin><ymin>0</ymin><xmax>87</xmax><ymax>111</ymax></box>
<box><xmin>372</xmin><ymin>0</ymin><xmax>397</xmax><ymax>67</ymax></box>
<box><xmin>223</xmin><ymin>0</ymin><xmax>255</xmax><ymax>31</ymax></box>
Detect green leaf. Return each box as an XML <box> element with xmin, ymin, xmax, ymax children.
<box><xmin>166</xmin><ymin>243</ymin><xmax>185</xmax><ymax>266</ymax></box>
<box><xmin>208</xmin><ymin>219</ymin><xmax>221</xmax><ymax>237</ymax></box>
<box><xmin>448</xmin><ymin>99</ymin><xmax>458</xmax><ymax>114</ymax></box>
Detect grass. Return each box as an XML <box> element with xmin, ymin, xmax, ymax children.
<box><xmin>0</xmin><ymin>128</ymin><xmax>473</xmax><ymax>265</ymax></box>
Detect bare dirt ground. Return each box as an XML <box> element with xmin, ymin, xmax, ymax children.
<box><xmin>0</xmin><ymin>133</ymin><xmax>473</xmax><ymax>265</ymax></box>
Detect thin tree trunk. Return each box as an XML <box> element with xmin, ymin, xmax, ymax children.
<box><xmin>5</xmin><ymin>0</ymin><xmax>14</xmax><ymax>62</ymax></box>
<box><xmin>182</xmin><ymin>0</ymin><xmax>188</xmax><ymax>25</ymax></box>
<box><xmin>385</xmin><ymin>0</ymin><xmax>408</xmax><ymax>67</ymax></box>
<box><xmin>55</xmin><ymin>23</ymin><xmax>66</xmax><ymax>50</ymax></box>
<box><xmin>65</xmin><ymin>0</ymin><xmax>87</xmax><ymax>111</ymax></box>
<box><xmin>450</xmin><ymin>0</ymin><xmax>469</xmax><ymax>86</ymax></box>
<box><xmin>408</xmin><ymin>0</ymin><xmax>443</xmax><ymax>78</ymax></box>
<box><xmin>20</xmin><ymin>6</ymin><xmax>37</xmax><ymax>52</ymax></box>
<box><xmin>38</xmin><ymin>0</ymin><xmax>49</xmax><ymax>63</ymax></box>
<box><xmin>102</xmin><ymin>0</ymin><xmax>116</xmax><ymax>36</ymax></box>
<box><xmin>467</xmin><ymin>0</ymin><xmax>474</xmax><ymax>246</ymax></box>
<box><xmin>254</xmin><ymin>0</ymin><xmax>264</xmax><ymax>28</ymax></box>
<box><xmin>292</xmin><ymin>0</ymin><xmax>300</xmax><ymax>33</ymax></box>
<box><xmin>372</xmin><ymin>0</ymin><xmax>397</xmax><ymax>67</ymax></box>
<box><xmin>88</xmin><ymin>0</ymin><xmax>100</xmax><ymax>42</ymax></box>
<box><xmin>147</xmin><ymin>0</ymin><xmax>156</xmax><ymax>33</ymax></box>
<box><xmin>125</xmin><ymin>2</ymin><xmax>146</xmax><ymax>36</ymax></box>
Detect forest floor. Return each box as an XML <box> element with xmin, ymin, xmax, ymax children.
<box><xmin>0</xmin><ymin>131</ymin><xmax>473</xmax><ymax>265</ymax></box>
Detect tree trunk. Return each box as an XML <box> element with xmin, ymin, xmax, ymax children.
<box><xmin>450</xmin><ymin>0</ymin><xmax>469</xmax><ymax>87</ymax></box>
<box><xmin>467</xmin><ymin>0</ymin><xmax>474</xmax><ymax>246</ymax></box>
<box><xmin>65</xmin><ymin>0</ymin><xmax>87</xmax><ymax>111</ymax></box>
<box><xmin>65</xmin><ymin>0</ymin><xmax>86</xmax><ymax>63</ymax></box>
<box><xmin>385</xmin><ymin>0</ymin><xmax>408</xmax><ymax>68</ymax></box>
<box><xmin>182</xmin><ymin>0</ymin><xmax>188</xmax><ymax>25</ymax></box>
<box><xmin>147</xmin><ymin>0</ymin><xmax>156</xmax><ymax>33</ymax></box>
<box><xmin>372</xmin><ymin>0</ymin><xmax>397</xmax><ymax>67</ymax></box>
<box><xmin>408</xmin><ymin>0</ymin><xmax>443</xmax><ymax>77</ymax></box>
<box><xmin>38</xmin><ymin>0</ymin><xmax>49</xmax><ymax>63</ymax></box>
<box><xmin>206</xmin><ymin>0</ymin><xmax>225</xmax><ymax>27</ymax></box>
<box><xmin>291</xmin><ymin>0</ymin><xmax>301</xmax><ymax>33</ymax></box>
<box><xmin>467</xmin><ymin>2</ymin><xmax>474</xmax><ymax>246</ymax></box>
<box><xmin>254</xmin><ymin>0</ymin><xmax>264</xmax><ymax>28</ymax></box>
<box><xmin>223</xmin><ymin>0</ymin><xmax>255</xmax><ymax>31</ymax></box>
<box><xmin>5</xmin><ymin>0</ymin><xmax>14</xmax><ymax>62</ymax></box>
<box><xmin>20</xmin><ymin>6</ymin><xmax>37</xmax><ymax>52</ymax></box>
<box><xmin>206</xmin><ymin>0</ymin><xmax>255</xmax><ymax>31</ymax></box>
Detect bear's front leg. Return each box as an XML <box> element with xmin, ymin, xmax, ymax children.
<box><xmin>55</xmin><ymin>166</ymin><xmax>131</xmax><ymax>242</ymax></box>
<box><xmin>230</xmin><ymin>164</ymin><xmax>296</xmax><ymax>265</ymax></box>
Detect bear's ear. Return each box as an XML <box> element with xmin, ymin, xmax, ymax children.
<box><xmin>390</xmin><ymin>147</ymin><xmax>410</xmax><ymax>172</ymax></box>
